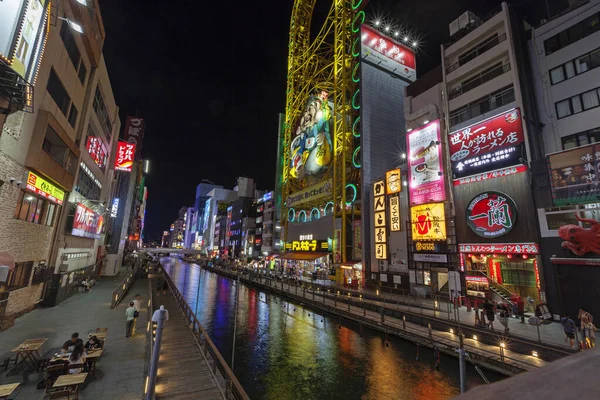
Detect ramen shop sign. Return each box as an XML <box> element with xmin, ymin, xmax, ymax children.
<box><xmin>466</xmin><ymin>191</ymin><xmax>518</xmax><ymax>238</ymax></box>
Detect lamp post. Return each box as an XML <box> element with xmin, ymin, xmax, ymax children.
<box><xmin>146</xmin><ymin>305</ymin><xmax>169</xmax><ymax>400</ymax></box>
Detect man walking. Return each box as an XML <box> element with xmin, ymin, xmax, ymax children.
<box><xmin>561</xmin><ymin>313</ymin><xmax>576</xmax><ymax>348</ymax></box>
<box><xmin>132</xmin><ymin>294</ymin><xmax>143</xmax><ymax>334</ymax></box>
<box><xmin>125</xmin><ymin>301</ymin><xmax>137</xmax><ymax>338</ymax></box>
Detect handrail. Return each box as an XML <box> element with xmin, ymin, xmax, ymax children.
<box><xmin>472</xmin><ymin>270</ymin><xmax>516</xmax><ymax>300</ymax></box>
<box><xmin>448</xmin><ymin>63</ymin><xmax>511</xmax><ymax>100</ymax></box>
<box><xmin>446</xmin><ymin>33</ymin><xmax>507</xmax><ymax>74</ymax></box>
<box><xmin>206</xmin><ymin>265</ymin><xmax>554</xmax><ymax>373</ymax></box>
<box><xmin>111</xmin><ymin>268</ymin><xmax>136</xmax><ymax>308</ymax></box>
<box><xmin>144</xmin><ymin>278</ymin><xmax>154</xmax><ymax>399</ymax></box>
<box><xmin>162</xmin><ymin>270</ymin><xmax>250</xmax><ymax>400</ymax></box>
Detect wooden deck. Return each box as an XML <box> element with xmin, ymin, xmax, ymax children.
<box><xmin>155</xmin><ymin>293</ymin><xmax>224</xmax><ymax>400</ymax></box>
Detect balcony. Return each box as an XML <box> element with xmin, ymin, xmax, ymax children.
<box><xmin>449</xmin><ymin>85</ymin><xmax>515</xmax><ymax>129</ymax></box>
<box><xmin>446</xmin><ymin>33</ymin><xmax>507</xmax><ymax>74</ymax></box>
<box><xmin>448</xmin><ymin>62</ymin><xmax>511</xmax><ymax>100</ymax></box>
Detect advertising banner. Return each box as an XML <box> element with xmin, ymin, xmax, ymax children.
<box><xmin>285</xmin><ymin>240</ymin><xmax>329</xmax><ymax>252</ymax></box>
<box><xmin>86</xmin><ymin>137</ymin><xmax>107</xmax><ymax>169</ymax></box>
<box><xmin>123</xmin><ymin>117</ymin><xmax>145</xmax><ymax>159</ymax></box>
<box><xmin>287</xmin><ymin>179</ymin><xmax>333</xmax><ymax>208</ymax></box>
<box><xmin>449</xmin><ymin>108</ymin><xmax>525</xmax><ymax>179</ymax></box>
<box><xmin>0</xmin><ymin>0</ymin><xmax>49</xmax><ymax>83</ymax></box>
<box><xmin>386</xmin><ymin>169</ymin><xmax>401</xmax><ymax>194</ymax></box>
<box><xmin>289</xmin><ymin>91</ymin><xmax>333</xmax><ymax>180</ymax></box>
<box><xmin>26</xmin><ymin>171</ymin><xmax>64</xmax><ymax>205</ymax></box>
<box><xmin>453</xmin><ymin>165</ymin><xmax>527</xmax><ymax>186</ymax></box>
<box><xmin>466</xmin><ymin>191</ymin><xmax>518</xmax><ymax>238</ymax></box>
<box><xmin>389</xmin><ymin>195</ymin><xmax>401</xmax><ymax>231</ymax></box>
<box><xmin>458</xmin><ymin>243</ymin><xmax>539</xmax><ymax>254</ymax></box>
<box><xmin>72</xmin><ymin>203</ymin><xmax>104</xmax><ymax>240</ymax></box>
<box><xmin>548</xmin><ymin>143</ymin><xmax>600</xmax><ymax>206</ymax></box>
<box><xmin>114</xmin><ymin>141</ymin><xmax>136</xmax><ymax>172</ymax></box>
<box><xmin>407</xmin><ymin>120</ymin><xmax>446</xmax><ymax>205</ymax></box>
<box><xmin>110</xmin><ymin>198</ymin><xmax>119</xmax><ymax>218</ymax></box>
<box><xmin>410</xmin><ymin>203</ymin><xmax>446</xmax><ymax>241</ymax></box>
<box><xmin>360</xmin><ymin>25</ymin><xmax>416</xmax><ymax>81</ymax></box>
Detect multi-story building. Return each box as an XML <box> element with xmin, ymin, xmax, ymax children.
<box><xmin>528</xmin><ymin>0</ymin><xmax>600</xmax><ymax>318</ymax></box>
<box><xmin>183</xmin><ymin>207</ymin><xmax>195</xmax><ymax>249</ymax></box>
<box><xmin>169</xmin><ymin>207</ymin><xmax>188</xmax><ymax>249</ymax></box>
<box><xmin>201</xmin><ymin>187</ymin><xmax>238</xmax><ymax>252</ymax></box>
<box><xmin>192</xmin><ymin>180</ymin><xmax>222</xmax><ymax>249</ymax></box>
<box><xmin>0</xmin><ymin>0</ymin><xmax>114</xmax><ymax>318</ymax></box>
<box><xmin>227</xmin><ymin>197</ymin><xmax>255</xmax><ymax>259</ymax></box>
<box><xmin>440</xmin><ymin>2</ymin><xmax>544</xmax><ymax>306</ymax></box>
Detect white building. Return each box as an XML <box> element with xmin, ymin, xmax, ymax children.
<box><xmin>201</xmin><ymin>188</ymin><xmax>238</xmax><ymax>252</ymax></box>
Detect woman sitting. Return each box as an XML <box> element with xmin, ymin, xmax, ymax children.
<box><xmin>68</xmin><ymin>343</ymin><xmax>86</xmax><ymax>374</ymax></box>
<box><xmin>85</xmin><ymin>335</ymin><xmax>102</xmax><ymax>350</ymax></box>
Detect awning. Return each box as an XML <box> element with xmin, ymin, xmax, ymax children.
<box><xmin>279</xmin><ymin>252</ymin><xmax>330</xmax><ymax>261</ymax></box>
<box><xmin>0</xmin><ymin>252</ymin><xmax>15</xmax><ymax>270</ymax></box>
<box><xmin>550</xmin><ymin>257</ymin><xmax>600</xmax><ymax>266</ymax></box>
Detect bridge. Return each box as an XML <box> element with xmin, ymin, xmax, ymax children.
<box><xmin>142</xmin><ymin>247</ymin><xmax>205</xmax><ymax>255</ymax></box>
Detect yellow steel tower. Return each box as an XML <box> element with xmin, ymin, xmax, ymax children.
<box><xmin>282</xmin><ymin>0</ymin><xmax>360</xmax><ymax>263</ymax></box>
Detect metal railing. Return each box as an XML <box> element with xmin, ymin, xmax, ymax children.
<box><xmin>449</xmin><ymin>85</ymin><xmax>515</xmax><ymax>128</ymax></box>
<box><xmin>209</xmin><ymin>263</ymin><xmax>576</xmax><ymax>355</ymax></box>
<box><xmin>446</xmin><ymin>33</ymin><xmax>507</xmax><ymax>74</ymax></box>
<box><xmin>144</xmin><ymin>278</ymin><xmax>154</xmax><ymax>399</ymax></box>
<box><xmin>444</xmin><ymin>5</ymin><xmax>503</xmax><ymax>48</ymax></box>
<box><xmin>110</xmin><ymin>268</ymin><xmax>136</xmax><ymax>308</ymax></box>
<box><xmin>205</xmin><ymin>265</ymin><xmax>562</xmax><ymax>374</ymax></box>
<box><xmin>448</xmin><ymin>63</ymin><xmax>511</xmax><ymax>100</ymax></box>
<box><xmin>162</xmin><ymin>271</ymin><xmax>250</xmax><ymax>400</ymax></box>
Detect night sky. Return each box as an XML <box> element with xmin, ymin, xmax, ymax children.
<box><xmin>100</xmin><ymin>0</ymin><xmax>556</xmax><ymax>240</ymax></box>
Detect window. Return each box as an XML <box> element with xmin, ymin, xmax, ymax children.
<box><xmin>449</xmin><ymin>85</ymin><xmax>515</xmax><ymax>127</ymax></box>
<box><xmin>449</xmin><ymin>62</ymin><xmax>510</xmax><ymax>100</ymax></box>
<box><xmin>60</xmin><ymin>19</ymin><xmax>87</xmax><ymax>86</ymax></box>
<box><xmin>561</xmin><ymin>127</ymin><xmax>600</xmax><ymax>149</ymax></box>
<box><xmin>550</xmin><ymin>66</ymin><xmax>564</xmax><ymax>84</ymax></box>
<box><xmin>75</xmin><ymin>162</ymin><xmax>102</xmax><ymax>201</ymax></box>
<box><xmin>556</xmin><ymin>85</ymin><xmax>600</xmax><ymax>119</ymax></box>
<box><xmin>6</xmin><ymin>262</ymin><xmax>33</xmax><ymax>290</ymax></box>
<box><xmin>47</xmin><ymin>69</ymin><xmax>70</xmax><ymax>115</ymax></box>
<box><xmin>544</xmin><ymin>12</ymin><xmax>600</xmax><ymax>55</ymax></box>
<box><xmin>14</xmin><ymin>190</ymin><xmax>59</xmax><ymax>226</ymax></box>
<box><xmin>93</xmin><ymin>87</ymin><xmax>112</xmax><ymax>139</ymax></box>
<box><xmin>576</xmin><ymin>54</ymin><xmax>591</xmax><ymax>74</ymax></box>
<box><xmin>43</xmin><ymin>125</ymin><xmax>68</xmax><ymax>165</ymax></box>
<box><xmin>552</xmin><ymin>47</ymin><xmax>600</xmax><ymax>85</ymax></box>
<box><xmin>68</xmin><ymin>104</ymin><xmax>78</xmax><ymax>128</ymax></box>
<box><xmin>78</xmin><ymin>62</ymin><xmax>87</xmax><ymax>85</ymax></box>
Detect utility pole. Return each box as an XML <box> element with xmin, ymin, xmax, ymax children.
<box><xmin>231</xmin><ymin>273</ymin><xmax>240</xmax><ymax>371</ymax></box>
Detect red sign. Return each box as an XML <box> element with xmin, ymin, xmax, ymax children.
<box><xmin>115</xmin><ymin>141</ymin><xmax>135</xmax><ymax>172</ymax></box>
<box><xmin>449</xmin><ymin>108</ymin><xmax>524</xmax><ymax>163</ymax></box>
<box><xmin>360</xmin><ymin>25</ymin><xmax>416</xmax><ymax>81</ymax></box>
<box><xmin>86</xmin><ymin>136</ymin><xmax>107</xmax><ymax>169</ymax></box>
<box><xmin>466</xmin><ymin>191</ymin><xmax>518</xmax><ymax>238</ymax></box>
<box><xmin>453</xmin><ymin>165</ymin><xmax>528</xmax><ymax>186</ymax></box>
<box><xmin>72</xmin><ymin>203</ymin><xmax>104</xmax><ymax>239</ymax></box>
<box><xmin>123</xmin><ymin>117</ymin><xmax>145</xmax><ymax>159</ymax></box>
<box><xmin>459</xmin><ymin>243</ymin><xmax>539</xmax><ymax>254</ymax></box>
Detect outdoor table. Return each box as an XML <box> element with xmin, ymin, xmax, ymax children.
<box><xmin>52</xmin><ymin>373</ymin><xmax>87</xmax><ymax>399</ymax></box>
<box><xmin>88</xmin><ymin>331</ymin><xmax>107</xmax><ymax>340</ymax></box>
<box><xmin>85</xmin><ymin>349</ymin><xmax>103</xmax><ymax>376</ymax></box>
<box><xmin>0</xmin><ymin>383</ymin><xmax>19</xmax><ymax>400</ymax></box>
<box><xmin>9</xmin><ymin>338</ymin><xmax>48</xmax><ymax>375</ymax></box>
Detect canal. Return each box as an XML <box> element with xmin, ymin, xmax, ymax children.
<box><xmin>161</xmin><ymin>258</ymin><xmax>504</xmax><ymax>399</ymax></box>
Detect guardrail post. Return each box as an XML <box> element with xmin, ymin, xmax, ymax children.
<box><xmin>402</xmin><ymin>315</ymin><xmax>406</xmax><ymax>329</ymax></box>
<box><xmin>146</xmin><ymin>306</ymin><xmax>167</xmax><ymax>400</ymax></box>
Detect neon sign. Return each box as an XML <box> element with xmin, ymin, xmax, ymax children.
<box><xmin>466</xmin><ymin>191</ymin><xmax>518</xmax><ymax>238</ymax></box>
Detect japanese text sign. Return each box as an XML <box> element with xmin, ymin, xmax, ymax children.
<box><xmin>72</xmin><ymin>203</ymin><xmax>103</xmax><ymax>239</ymax></box>
<box><xmin>466</xmin><ymin>191</ymin><xmax>518</xmax><ymax>238</ymax></box>
<box><xmin>360</xmin><ymin>25</ymin><xmax>416</xmax><ymax>81</ymax></box>
<box><xmin>287</xmin><ymin>240</ymin><xmax>328</xmax><ymax>252</ymax></box>
<box><xmin>386</xmin><ymin>169</ymin><xmax>401</xmax><ymax>194</ymax></box>
<box><xmin>411</xmin><ymin>203</ymin><xmax>446</xmax><ymax>241</ymax></box>
<box><xmin>459</xmin><ymin>243</ymin><xmax>539</xmax><ymax>254</ymax></box>
<box><xmin>407</xmin><ymin>120</ymin><xmax>446</xmax><ymax>205</ymax></box>
<box><xmin>375</xmin><ymin>227</ymin><xmax>387</xmax><ymax>244</ymax></box>
<box><xmin>389</xmin><ymin>195</ymin><xmax>401</xmax><ymax>231</ymax></box>
<box><xmin>547</xmin><ymin>143</ymin><xmax>600</xmax><ymax>206</ymax></box>
<box><xmin>115</xmin><ymin>141</ymin><xmax>136</xmax><ymax>172</ymax></box>
<box><xmin>375</xmin><ymin>243</ymin><xmax>387</xmax><ymax>260</ymax></box>
<box><xmin>26</xmin><ymin>171</ymin><xmax>64</xmax><ymax>205</ymax></box>
<box><xmin>449</xmin><ymin>109</ymin><xmax>524</xmax><ymax>178</ymax></box>
<box><xmin>86</xmin><ymin>136</ymin><xmax>107</xmax><ymax>169</ymax></box>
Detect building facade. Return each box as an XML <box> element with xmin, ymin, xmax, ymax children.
<box><xmin>192</xmin><ymin>180</ymin><xmax>222</xmax><ymax>249</ymax></box>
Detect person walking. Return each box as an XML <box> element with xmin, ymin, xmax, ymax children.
<box><xmin>483</xmin><ymin>299</ymin><xmax>496</xmax><ymax>331</ymax></box>
<box><xmin>581</xmin><ymin>315</ymin><xmax>597</xmax><ymax>349</ymax></box>
<box><xmin>125</xmin><ymin>301</ymin><xmax>137</xmax><ymax>338</ymax></box>
<box><xmin>560</xmin><ymin>313</ymin><xmax>576</xmax><ymax>348</ymax></box>
<box><xmin>132</xmin><ymin>294</ymin><xmax>142</xmax><ymax>334</ymax></box>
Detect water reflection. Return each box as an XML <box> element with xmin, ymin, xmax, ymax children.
<box><xmin>161</xmin><ymin>259</ymin><xmax>503</xmax><ymax>399</ymax></box>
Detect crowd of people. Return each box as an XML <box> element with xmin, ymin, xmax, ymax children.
<box><xmin>58</xmin><ymin>332</ymin><xmax>103</xmax><ymax>374</ymax></box>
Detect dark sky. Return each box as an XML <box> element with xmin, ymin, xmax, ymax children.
<box><xmin>100</xmin><ymin>0</ymin><xmax>556</xmax><ymax>240</ymax></box>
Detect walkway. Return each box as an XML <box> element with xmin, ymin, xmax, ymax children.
<box><xmin>0</xmin><ymin>271</ymin><xmax>148</xmax><ymax>400</ymax></box>
<box><xmin>152</xmin><ymin>281</ymin><xmax>223</xmax><ymax>400</ymax></box>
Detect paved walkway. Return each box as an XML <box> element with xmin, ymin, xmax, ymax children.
<box><xmin>152</xmin><ymin>280</ymin><xmax>223</xmax><ymax>400</ymax></box>
<box><xmin>0</xmin><ymin>271</ymin><xmax>148</xmax><ymax>400</ymax></box>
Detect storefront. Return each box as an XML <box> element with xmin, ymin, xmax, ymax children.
<box><xmin>340</xmin><ymin>262</ymin><xmax>363</xmax><ymax>288</ymax></box>
<box><xmin>279</xmin><ymin>251</ymin><xmax>332</xmax><ymax>279</ymax></box>
<box><xmin>460</xmin><ymin>243</ymin><xmax>541</xmax><ymax>304</ymax></box>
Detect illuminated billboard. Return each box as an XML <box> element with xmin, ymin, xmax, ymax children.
<box><xmin>86</xmin><ymin>137</ymin><xmax>107</xmax><ymax>169</ymax></box>
<box><xmin>548</xmin><ymin>143</ymin><xmax>600</xmax><ymax>206</ymax></box>
<box><xmin>26</xmin><ymin>171</ymin><xmax>64</xmax><ymax>205</ymax></box>
<box><xmin>410</xmin><ymin>203</ymin><xmax>446</xmax><ymax>241</ymax></box>
<box><xmin>407</xmin><ymin>120</ymin><xmax>445</xmax><ymax>205</ymax></box>
<box><xmin>72</xmin><ymin>203</ymin><xmax>104</xmax><ymax>240</ymax></box>
<box><xmin>360</xmin><ymin>25</ymin><xmax>416</xmax><ymax>81</ymax></box>
<box><xmin>0</xmin><ymin>0</ymin><xmax>50</xmax><ymax>84</ymax></box>
<box><xmin>289</xmin><ymin>91</ymin><xmax>333</xmax><ymax>180</ymax></box>
<box><xmin>449</xmin><ymin>108</ymin><xmax>525</xmax><ymax>180</ymax></box>
<box><xmin>115</xmin><ymin>141</ymin><xmax>135</xmax><ymax>172</ymax></box>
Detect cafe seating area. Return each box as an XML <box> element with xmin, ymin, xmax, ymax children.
<box><xmin>0</xmin><ymin>328</ymin><xmax>108</xmax><ymax>399</ymax></box>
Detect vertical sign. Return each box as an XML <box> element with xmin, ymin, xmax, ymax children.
<box><xmin>123</xmin><ymin>117</ymin><xmax>145</xmax><ymax>160</ymax></box>
<box><xmin>373</xmin><ymin>180</ymin><xmax>387</xmax><ymax>260</ymax></box>
<box><xmin>353</xmin><ymin>219</ymin><xmax>362</xmax><ymax>260</ymax></box>
<box><xmin>386</xmin><ymin>169</ymin><xmax>401</xmax><ymax>194</ymax></box>
<box><xmin>389</xmin><ymin>195</ymin><xmax>401</xmax><ymax>231</ymax></box>
<box><xmin>114</xmin><ymin>141</ymin><xmax>136</xmax><ymax>172</ymax></box>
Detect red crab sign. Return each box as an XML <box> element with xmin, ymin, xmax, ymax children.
<box><xmin>559</xmin><ymin>215</ymin><xmax>600</xmax><ymax>256</ymax></box>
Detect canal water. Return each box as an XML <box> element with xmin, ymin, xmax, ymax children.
<box><xmin>161</xmin><ymin>258</ymin><xmax>503</xmax><ymax>400</ymax></box>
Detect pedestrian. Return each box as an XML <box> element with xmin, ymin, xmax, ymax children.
<box><xmin>132</xmin><ymin>294</ymin><xmax>142</xmax><ymax>334</ymax></box>
<box><xmin>483</xmin><ymin>299</ymin><xmax>496</xmax><ymax>330</ymax></box>
<box><xmin>161</xmin><ymin>279</ymin><xmax>169</xmax><ymax>295</ymax></box>
<box><xmin>560</xmin><ymin>313</ymin><xmax>576</xmax><ymax>348</ymax></box>
<box><xmin>125</xmin><ymin>301</ymin><xmax>137</xmax><ymax>338</ymax></box>
<box><xmin>578</xmin><ymin>307</ymin><xmax>593</xmax><ymax>325</ymax></box>
<box><xmin>498</xmin><ymin>302</ymin><xmax>510</xmax><ymax>334</ymax></box>
<box><xmin>581</xmin><ymin>315</ymin><xmax>597</xmax><ymax>349</ymax></box>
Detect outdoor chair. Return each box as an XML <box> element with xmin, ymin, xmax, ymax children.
<box><xmin>0</xmin><ymin>351</ymin><xmax>17</xmax><ymax>372</ymax></box>
<box><xmin>48</xmin><ymin>389</ymin><xmax>73</xmax><ymax>399</ymax></box>
<box><xmin>67</xmin><ymin>363</ymin><xmax>85</xmax><ymax>374</ymax></box>
<box><xmin>44</xmin><ymin>364</ymin><xmax>67</xmax><ymax>390</ymax></box>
